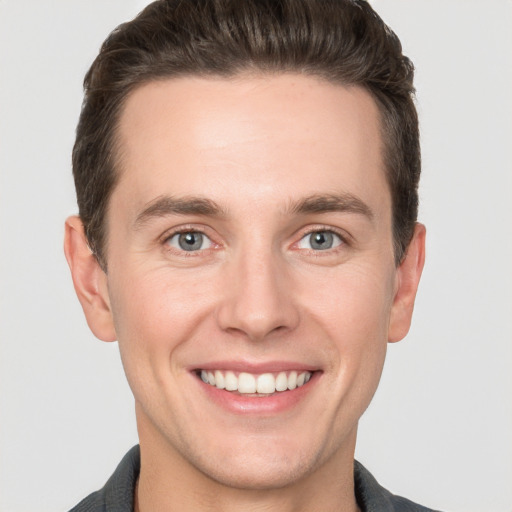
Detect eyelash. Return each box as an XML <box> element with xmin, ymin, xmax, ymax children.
<box><xmin>161</xmin><ymin>226</ymin><xmax>217</xmax><ymax>256</ymax></box>
<box><xmin>159</xmin><ymin>225</ymin><xmax>351</xmax><ymax>256</ymax></box>
<box><xmin>294</xmin><ymin>226</ymin><xmax>350</xmax><ymax>253</ymax></box>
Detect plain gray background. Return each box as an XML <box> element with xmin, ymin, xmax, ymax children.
<box><xmin>0</xmin><ymin>1</ymin><xmax>511</xmax><ymax>511</ymax></box>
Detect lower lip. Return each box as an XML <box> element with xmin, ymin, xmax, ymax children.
<box><xmin>195</xmin><ymin>372</ymin><xmax>320</xmax><ymax>415</ymax></box>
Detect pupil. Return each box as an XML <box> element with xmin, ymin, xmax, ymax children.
<box><xmin>179</xmin><ymin>232</ymin><xmax>202</xmax><ymax>251</ymax></box>
<box><xmin>311</xmin><ymin>231</ymin><xmax>333</xmax><ymax>250</ymax></box>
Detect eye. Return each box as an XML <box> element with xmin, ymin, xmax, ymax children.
<box><xmin>167</xmin><ymin>231</ymin><xmax>213</xmax><ymax>252</ymax></box>
<box><xmin>297</xmin><ymin>230</ymin><xmax>343</xmax><ymax>251</ymax></box>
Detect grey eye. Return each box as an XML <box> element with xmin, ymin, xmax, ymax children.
<box><xmin>168</xmin><ymin>232</ymin><xmax>212</xmax><ymax>252</ymax></box>
<box><xmin>298</xmin><ymin>231</ymin><xmax>342</xmax><ymax>251</ymax></box>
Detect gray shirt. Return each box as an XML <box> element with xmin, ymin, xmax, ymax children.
<box><xmin>69</xmin><ymin>446</ymin><xmax>441</xmax><ymax>512</ymax></box>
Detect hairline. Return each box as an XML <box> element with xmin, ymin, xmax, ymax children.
<box><xmin>95</xmin><ymin>70</ymin><xmax>400</xmax><ymax>269</ymax></box>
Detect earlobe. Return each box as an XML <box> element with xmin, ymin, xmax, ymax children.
<box><xmin>388</xmin><ymin>223</ymin><xmax>426</xmax><ymax>343</ymax></box>
<box><xmin>64</xmin><ymin>216</ymin><xmax>117</xmax><ymax>342</ymax></box>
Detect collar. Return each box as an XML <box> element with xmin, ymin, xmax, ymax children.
<box><xmin>69</xmin><ymin>445</ymin><xmax>439</xmax><ymax>512</ymax></box>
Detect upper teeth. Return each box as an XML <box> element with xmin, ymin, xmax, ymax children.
<box><xmin>200</xmin><ymin>370</ymin><xmax>312</xmax><ymax>394</ymax></box>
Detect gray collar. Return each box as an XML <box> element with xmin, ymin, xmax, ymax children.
<box><xmin>69</xmin><ymin>445</ymin><xmax>440</xmax><ymax>512</ymax></box>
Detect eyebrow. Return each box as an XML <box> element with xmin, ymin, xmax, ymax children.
<box><xmin>289</xmin><ymin>193</ymin><xmax>374</xmax><ymax>220</ymax></box>
<box><xmin>133</xmin><ymin>191</ymin><xmax>373</xmax><ymax>229</ymax></box>
<box><xmin>133</xmin><ymin>195</ymin><xmax>226</xmax><ymax>229</ymax></box>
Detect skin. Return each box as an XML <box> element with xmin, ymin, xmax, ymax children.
<box><xmin>65</xmin><ymin>74</ymin><xmax>425</xmax><ymax>512</ymax></box>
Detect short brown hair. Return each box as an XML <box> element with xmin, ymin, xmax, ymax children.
<box><xmin>73</xmin><ymin>0</ymin><xmax>420</xmax><ymax>267</ymax></box>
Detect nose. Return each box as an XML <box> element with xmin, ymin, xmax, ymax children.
<box><xmin>216</xmin><ymin>249</ymin><xmax>300</xmax><ymax>342</ymax></box>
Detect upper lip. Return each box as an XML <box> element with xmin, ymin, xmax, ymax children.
<box><xmin>190</xmin><ymin>360</ymin><xmax>320</xmax><ymax>374</ymax></box>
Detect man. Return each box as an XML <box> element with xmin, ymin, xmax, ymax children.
<box><xmin>64</xmin><ymin>0</ymin><xmax>436</xmax><ymax>510</ymax></box>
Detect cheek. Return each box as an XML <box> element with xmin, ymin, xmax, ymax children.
<box><xmin>300</xmin><ymin>262</ymin><xmax>394</xmax><ymax>388</ymax></box>
<box><xmin>301</xmin><ymin>261</ymin><xmax>395</xmax><ymax>338</ymax></box>
<box><xmin>107</xmin><ymin>267</ymin><xmax>217</xmax><ymax>379</ymax></box>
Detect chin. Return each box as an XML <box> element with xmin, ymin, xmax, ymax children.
<box><xmin>196</xmin><ymin>452</ymin><xmax>315</xmax><ymax>491</ymax></box>
<box><xmin>178</xmin><ymin>428</ymin><xmax>340</xmax><ymax>492</ymax></box>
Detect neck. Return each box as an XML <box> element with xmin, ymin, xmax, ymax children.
<box><xmin>135</xmin><ymin>413</ymin><xmax>360</xmax><ymax>512</ymax></box>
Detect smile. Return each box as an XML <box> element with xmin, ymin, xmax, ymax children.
<box><xmin>198</xmin><ymin>370</ymin><xmax>312</xmax><ymax>395</ymax></box>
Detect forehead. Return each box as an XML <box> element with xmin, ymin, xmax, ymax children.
<box><xmin>113</xmin><ymin>74</ymin><xmax>388</xmax><ymax>217</ymax></box>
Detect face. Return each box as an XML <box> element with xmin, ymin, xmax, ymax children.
<box><xmin>66</xmin><ymin>74</ymin><xmax>424</xmax><ymax>490</ymax></box>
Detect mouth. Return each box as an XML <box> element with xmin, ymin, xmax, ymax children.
<box><xmin>195</xmin><ymin>369</ymin><xmax>314</xmax><ymax>396</ymax></box>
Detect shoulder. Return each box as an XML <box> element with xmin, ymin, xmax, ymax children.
<box><xmin>68</xmin><ymin>446</ymin><xmax>140</xmax><ymax>512</ymax></box>
<box><xmin>354</xmin><ymin>460</ymin><xmax>443</xmax><ymax>512</ymax></box>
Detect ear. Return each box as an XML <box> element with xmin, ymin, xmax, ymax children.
<box><xmin>388</xmin><ymin>223</ymin><xmax>426</xmax><ymax>343</ymax></box>
<box><xmin>64</xmin><ymin>216</ymin><xmax>117</xmax><ymax>342</ymax></box>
